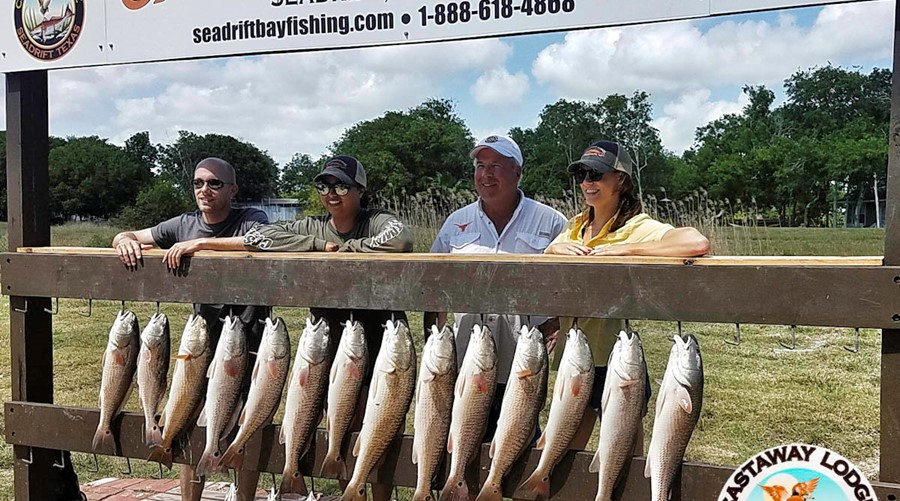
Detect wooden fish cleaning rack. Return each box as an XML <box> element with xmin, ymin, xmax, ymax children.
<box><xmin>6</xmin><ymin>6</ymin><xmax>900</xmax><ymax>501</ymax></box>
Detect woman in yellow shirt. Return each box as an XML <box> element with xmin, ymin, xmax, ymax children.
<box><xmin>544</xmin><ymin>140</ymin><xmax>710</xmax><ymax>447</ymax></box>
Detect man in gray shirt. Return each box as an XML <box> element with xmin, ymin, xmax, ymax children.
<box><xmin>112</xmin><ymin>157</ymin><xmax>268</xmax><ymax>501</ymax></box>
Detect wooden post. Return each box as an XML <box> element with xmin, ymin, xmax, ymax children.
<box><xmin>880</xmin><ymin>0</ymin><xmax>900</xmax><ymax>483</ymax></box>
<box><xmin>7</xmin><ymin>70</ymin><xmax>79</xmax><ymax>500</ymax></box>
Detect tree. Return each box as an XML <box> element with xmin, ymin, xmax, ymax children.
<box><xmin>159</xmin><ymin>131</ymin><xmax>279</xmax><ymax>201</ymax></box>
<box><xmin>330</xmin><ymin>99</ymin><xmax>475</xmax><ymax>200</ymax></box>
<box><xmin>279</xmin><ymin>153</ymin><xmax>321</xmax><ymax>197</ymax></box>
<box><xmin>113</xmin><ymin>175</ymin><xmax>194</xmax><ymax>229</ymax></box>
<box><xmin>49</xmin><ymin>136</ymin><xmax>151</xmax><ymax>220</ymax></box>
<box><xmin>124</xmin><ymin>131</ymin><xmax>159</xmax><ymax>173</ymax></box>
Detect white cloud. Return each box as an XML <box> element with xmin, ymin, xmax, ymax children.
<box><xmin>532</xmin><ymin>0</ymin><xmax>893</xmax><ymax>100</ymax></box>
<box><xmin>31</xmin><ymin>38</ymin><xmax>513</xmax><ymax>165</ymax></box>
<box><xmin>652</xmin><ymin>88</ymin><xmax>749</xmax><ymax>154</ymax></box>
<box><xmin>470</xmin><ymin>68</ymin><xmax>530</xmax><ymax>107</ymax></box>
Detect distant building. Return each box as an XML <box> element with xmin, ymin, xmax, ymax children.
<box><xmin>234</xmin><ymin>198</ymin><xmax>302</xmax><ymax>222</ymax></box>
<box><xmin>847</xmin><ymin>198</ymin><xmax>886</xmax><ymax>228</ymax></box>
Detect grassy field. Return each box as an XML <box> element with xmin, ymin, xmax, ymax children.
<box><xmin>0</xmin><ymin>222</ymin><xmax>888</xmax><ymax>499</ymax></box>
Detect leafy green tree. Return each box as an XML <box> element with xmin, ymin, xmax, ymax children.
<box><xmin>279</xmin><ymin>153</ymin><xmax>321</xmax><ymax>197</ymax></box>
<box><xmin>113</xmin><ymin>175</ymin><xmax>194</xmax><ymax>229</ymax></box>
<box><xmin>49</xmin><ymin>136</ymin><xmax>151</xmax><ymax>220</ymax></box>
<box><xmin>330</xmin><ymin>98</ymin><xmax>474</xmax><ymax>200</ymax></box>
<box><xmin>159</xmin><ymin>131</ymin><xmax>279</xmax><ymax>201</ymax></box>
<box><xmin>124</xmin><ymin>131</ymin><xmax>159</xmax><ymax>173</ymax></box>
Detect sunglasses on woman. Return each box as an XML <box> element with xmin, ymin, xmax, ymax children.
<box><xmin>573</xmin><ymin>169</ymin><xmax>605</xmax><ymax>184</ymax></box>
<box><xmin>192</xmin><ymin>178</ymin><xmax>231</xmax><ymax>190</ymax></box>
<box><xmin>315</xmin><ymin>182</ymin><xmax>351</xmax><ymax>196</ymax></box>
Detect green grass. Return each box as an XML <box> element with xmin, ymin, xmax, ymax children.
<box><xmin>0</xmin><ymin>222</ymin><xmax>889</xmax><ymax>499</ymax></box>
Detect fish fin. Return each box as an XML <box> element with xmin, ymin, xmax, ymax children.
<box><xmin>197</xmin><ymin>407</ymin><xmax>207</xmax><ymax>427</ymax></box>
<box><xmin>489</xmin><ymin>439</ymin><xmax>496</xmax><ymax>459</ymax></box>
<box><xmin>601</xmin><ymin>381</ymin><xmax>611</xmax><ymax>415</ymax></box>
<box><xmin>157</xmin><ymin>408</ymin><xmax>167</xmax><ymax>429</ymax></box>
<box><xmin>474</xmin><ymin>373</ymin><xmax>489</xmax><ymax>394</ymax></box>
<box><xmin>298</xmin><ymin>365</ymin><xmax>310</xmax><ymax>387</ymax></box>
<box><xmin>644</xmin><ymin>455</ymin><xmax>651</xmax><ymax>478</ymax></box>
<box><xmin>173</xmin><ymin>354</ymin><xmax>191</xmax><ymax>360</ymax></box>
<box><xmin>535</xmin><ymin>432</ymin><xmax>546</xmax><ymax>451</ymax></box>
<box><xmin>279</xmin><ymin>425</ymin><xmax>286</xmax><ymax>445</ymax></box>
<box><xmin>330</xmin><ymin>361</ymin><xmax>339</xmax><ymax>383</ymax></box>
<box><xmin>207</xmin><ymin>358</ymin><xmax>218</xmax><ymax>379</ymax></box>
<box><xmin>352</xmin><ymin>435</ymin><xmax>361</xmax><ymax>457</ymax></box>
<box><xmin>412</xmin><ymin>437</ymin><xmax>419</xmax><ymax>465</ymax></box>
<box><xmin>588</xmin><ymin>449</ymin><xmax>601</xmax><ymax>473</ymax></box>
<box><xmin>147</xmin><ymin>445</ymin><xmax>174</xmax><ymax>470</ymax></box>
<box><xmin>224</xmin><ymin>358</ymin><xmax>243</xmax><ymax>378</ymax></box>
<box><xmin>517</xmin><ymin>369</ymin><xmax>534</xmax><ymax>379</ymax></box>
<box><xmin>423</xmin><ymin>373</ymin><xmax>435</xmax><ymax>383</ymax></box>
<box><xmin>266</xmin><ymin>359</ymin><xmax>280</xmax><ymax>379</ymax></box>
<box><xmin>619</xmin><ymin>379</ymin><xmax>639</xmax><ymax>388</ymax></box>
<box><xmin>238</xmin><ymin>405</ymin><xmax>246</xmax><ymax>426</ymax></box>
<box><xmin>447</xmin><ymin>432</ymin><xmax>454</xmax><ymax>453</ymax></box>
<box><xmin>570</xmin><ymin>375</ymin><xmax>583</xmax><ymax>397</ymax></box>
<box><xmin>676</xmin><ymin>386</ymin><xmax>693</xmax><ymax>414</ymax></box>
<box><xmin>250</xmin><ymin>355</ymin><xmax>261</xmax><ymax>382</ymax></box>
<box><xmin>456</xmin><ymin>374</ymin><xmax>467</xmax><ymax>398</ymax></box>
<box><xmin>112</xmin><ymin>347</ymin><xmax>128</xmax><ymax>367</ymax></box>
<box><xmin>320</xmin><ymin>452</ymin><xmax>343</xmax><ymax>478</ymax></box>
<box><xmin>116</xmin><ymin>383</ymin><xmax>134</xmax><ymax>416</ymax></box>
<box><xmin>520</xmin><ymin>471</ymin><xmax>551</xmax><ymax>501</ymax></box>
<box><xmin>279</xmin><ymin>468</ymin><xmax>309</xmax><ymax>496</ymax></box>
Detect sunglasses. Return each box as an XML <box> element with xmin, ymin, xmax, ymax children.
<box><xmin>315</xmin><ymin>182</ymin><xmax>351</xmax><ymax>196</ymax></box>
<box><xmin>192</xmin><ymin>178</ymin><xmax>231</xmax><ymax>190</ymax></box>
<box><xmin>573</xmin><ymin>169</ymin><xmax>605</xmax><ymax>184</ymax></box>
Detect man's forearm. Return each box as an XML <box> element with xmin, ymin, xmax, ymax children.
<box><xmin>196</xmin><ymin>236</ymin><xmax>252</xmax><ymax>251</ymax></box>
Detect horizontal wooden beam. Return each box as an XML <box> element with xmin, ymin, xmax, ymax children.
<box><xmin>4</xmin><ymin>252</ymin><xmax>900</xmax><ymax>328</ymax></box>
<box><xmin>6</xmin><ymin>402</ymin><xmax>900</xmax><ymax>501</ymax></box>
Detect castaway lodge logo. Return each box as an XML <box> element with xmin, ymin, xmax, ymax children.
<box><xmin>14</xmin><ymin>0</ymin><xmax>84</xmax><ymax>61</ymax></box>
<box><xmin>720</xmin><ymin>444</ymin><xmax>877</xmax><ymax>501</ymax></box>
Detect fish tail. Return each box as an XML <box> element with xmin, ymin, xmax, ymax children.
<box><xmin>474</xmin><ymin>480</ymin><xmax>503</xmax><ymax>501</ymax></box>
<box><xmin>520</xmin><ymin>470</ymin><xmax>551</xmax><ymax>501</ymax></box>
<box><xmin>320</xmin><ymin>450</ymin><xmax>344</xmax><ymax>478</ymax></box>
<box><xmin>279</xmin><ymin>467</ymin><xmax>308</xmax><ymax>496</ymax></box>
<box><xmin>439</xmin><ymin>476</ymin><xmax>470</xmax><ymax>501</ymax></box>
<box><xmin>338</xmin><ymin>480</ymin><xmax>367</xmax><ymax>501</ymax></box>
<box><xmin>412</xmin><ymin>485</ymin><xmax>438</xmax><ymax>501</ymax></box>
<box><xmin>220</xmin><ymin>443</ymin><xmax>244</xmax><ymax>471</ymax></box>
<box><xmin>147</xmin><ymin>445</ymin><xmax>173</xmax><ymax>470</ymax></box>
<box><xmin>195</xmin><ymin>447</ymin><xmax>221</xmax><ymax>478</ymax></box>
<box><xmin>144</xmin><ymin>421</ymin><xmax>163</xmax><ymax>448</ymax></box>
<box><xmin>91</xmin><ymin>424</ymin><xmax>116</xmax><ymax>454</ymax></box>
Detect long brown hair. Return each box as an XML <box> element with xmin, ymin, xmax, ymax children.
<box><xmin>608</xmin><ymin>172</ymin><xmax>643</xmax><ymax>232</ymax></box>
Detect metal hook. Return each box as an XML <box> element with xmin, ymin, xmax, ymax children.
<box><xmin>78</xmin><ymin>299</ymin><xmax>93</xmax><ymax>317</ymax></box>
<box><xmin>156</xmin><ymin>302</ymin><xmax>161</xmax><ymax>316</ymax></box>
<box><xmin>725</xmin><ymin>323</ymin><xmax>742</xmax><ymax>346</ymax></box>
<box><xmin>120</xmin><ymin>300</ymin><xmax>126</xmax><ymax>314</ymax></box>
<box><xmin>779</xmin><ymin>325</ymin><xmax>797</xmax><ymax>350</ymax></box>
<box><xmin>191</xmin><ymin>470</ymin><xmax>204</xmax><ymax>484</ymax></box>
<box><xmin>677</xmin><ymin>321</ymin><xmax>683</xmax><ymax>338</ymax></box>
<box><xmin>52</xmin><ymin>450</ymin><xmax>66</xmax><ymax>469</ymax></box>
<box><xmin>151</xmin><ymin>461</ymin><xmax>164</xmax><ymax>479</ymax></box>
<box><xmin>844</xmin><ymin>327</ymin><xmax>861</xmax><ymax>354</ymax></box>
<box><xmin>624</xmin><ymin>319</ymin><xmax>631</xmax><ymax>333</ymax></box>
<box><xmin>350</xmin><ymin>311</ymin><xmax>354</xmax><ymax>323</ymax></box>
<box><xmin>44</xmin><ymin>297</ymin><xmax>59</xmax><ymax>315</ymax></box>
<box><xmin>391</xmin><ymin>311</ymin><xmax>396</xmax><ymax>323</ymax></box>
<box><xmin>21</xmin><ymin>447</ymin><xmax>33</xmax><ymax>465</ymax></box>
<box><xmin>573</xmin><ymin>317</ymin><xmax>579</xmax><ymax>330</ymax></box>
<box><xmin>120</xmin><ymin>456</ymin><xmax>133</xmax><ymax>476</ymax></box>
<box><xmin>13</xmin><ymin>299</ymin><xmax>27</xmax><ymax>314</ymax></box>
<box><xmin>87</xmin><ymin>453</ymin><xmax>100</xmax><ymax>473</ymax></box>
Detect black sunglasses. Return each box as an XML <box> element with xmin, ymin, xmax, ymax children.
<box><xmin>573</xmin><ymin>169</ymin><xmax>605</xmax><ymax>184</ymax></box>
<box><xmin>315</xmin><ymin>182</ymin><xmax>351</xmax><ymax>196</ymax></box>
<box><xmin>192</xmin><ymin>178</ymin><xmax>230</xmax><ymax>190</ymax></box>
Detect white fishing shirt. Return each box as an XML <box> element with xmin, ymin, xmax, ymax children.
<box><xmin>430</xmin><ymin>192</ymin><xmax>567</xmax><ymax>382</ymax></box>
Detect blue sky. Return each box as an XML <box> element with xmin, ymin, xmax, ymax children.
<box><xmin>1</xmin><ymin>0</ymin><xmax>892</xmax><ymax>166</ymax></box>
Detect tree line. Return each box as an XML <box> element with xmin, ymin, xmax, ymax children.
<box><xmin>0</xmin><ymin>64</ymin><xmax>888</xmax><ymax>228</ymax></box>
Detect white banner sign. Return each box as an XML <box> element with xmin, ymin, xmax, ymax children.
<box><xmin>0</xmin><ymin>0</ymin><xmax>874</xmax><ymax>73</ymax></box>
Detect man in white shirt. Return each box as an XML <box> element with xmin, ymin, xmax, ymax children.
<box><xmin>429</xmin><ymin>134</ymin><xmax>566</xmax><ymax>439</ymax></box>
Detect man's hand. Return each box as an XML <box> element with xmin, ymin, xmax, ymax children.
<box><xmin>163</xmin><ymin>238</ymin><xmax>207</xmax><ymax>269</ymax></box>
<box><xmin>537</xmin><ymin>317</ymin><xmax>560</xmax><ymax>354</ymax></box>
<box><xmin>545</xmin><ymin>329</ymin><xmax>559</xmax><ymax>354</ymax></box>
<box><xmin>324</xmin><ymin>242</ymin><xmax>340</xmax><ymax>252</ymax></box>
<box><xmin>545</xmin><ymin>242</ymin><xmax>591</xmax><ymax>255</ymax></box>
<box><xmin>115</xmin><ymin>238</ymin><xmax>151</xmax><ymax>268</ymax></box>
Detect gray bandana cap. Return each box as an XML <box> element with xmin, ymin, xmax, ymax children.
<box><xmin>314</xmin><ymin>155</ymin><xmax>367</xmax><ymax>188</ymax></box>
<box><xmin>567</xmin><ymin>140</ymin><xmax>633</xmax><ymax>177</ymax></box>
<box><xmin>470</xmin><ymin>135</ymin><xmax>524</xmax><ymax>167</ymax></box>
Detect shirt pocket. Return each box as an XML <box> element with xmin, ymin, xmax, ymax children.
<box><xmin>450</xmin><ymin>232</ymin><xmax>481</xmax><ymax>252</ymax></box>
<box><xmin>515</xmin><ymin>232</ymin><xmax>551</xmax><ymax>254</ymax></box>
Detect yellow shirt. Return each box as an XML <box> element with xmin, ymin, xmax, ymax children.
<box><xmin>547</xmin><ymin>211</ymin><xmax>674</xmax><ymax>367</ymax></box>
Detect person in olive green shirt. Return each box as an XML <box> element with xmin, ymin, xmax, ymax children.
<box><xmin>544</xmin><ymin>140</ymin><xmax>710</xmax><ymax>449</ymax></box>
<box><xmin>242</xmin><ymin>155</ymin><xmax>411</xmax><ymax>501</ymax></box>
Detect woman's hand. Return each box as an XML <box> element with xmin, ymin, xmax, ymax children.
<box><xmin>545</xmin><ymin>242</ymin><xmax>591</xmax><ymax>255</ymax></box>
<box><xmin>589</xmin><ymin>244</ymin><xmax>634</xmax><ymax>256</ymax></box>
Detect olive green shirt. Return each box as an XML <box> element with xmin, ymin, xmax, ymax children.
<box><xmin>242</xmin><ymin>208</ymin><xmax>413</xmax><ymax>253</ymax></box>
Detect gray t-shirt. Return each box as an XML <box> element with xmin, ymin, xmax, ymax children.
<box><xmin>151</xmin><ymin>208</ymin><xmax>268</xmax><ymax>248</ymax></box>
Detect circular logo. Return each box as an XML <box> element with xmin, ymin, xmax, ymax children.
<box><xmin>720</xmin><ymin>444</ymin><xmax>877</xmax><ymax>501</ymax></box>
<box><xmin>14</xmin><ymin>0</ymin><xmax>84</xmax><ymax>62</ymax></box>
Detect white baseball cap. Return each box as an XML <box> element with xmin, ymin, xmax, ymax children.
<box><xmin>470</xmin><ymin>135</ymin><xmax>524</xmax><ymax>167</ymax></box>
